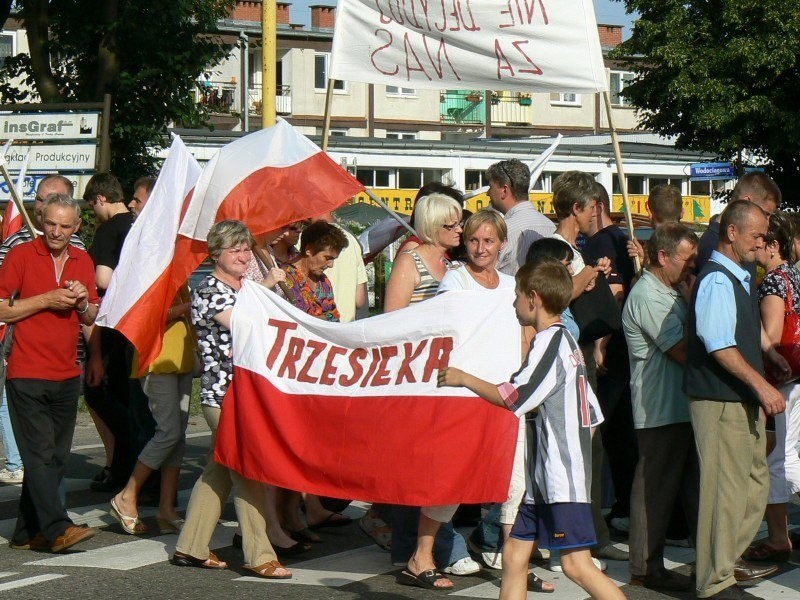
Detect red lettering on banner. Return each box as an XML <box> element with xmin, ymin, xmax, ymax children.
<box><xmin>499</xmin><ymin>0</ymin><xmax>549</xmax><ymax>28</ymax></box>
<box><xmin>494</xmin><ymin>40</ymin><xmax>514</xmax><ymax>78</ymax></box>
<box><xmin>320</xmin><ymin>346</ymin><xmax>348</xmax><ymax>385</ymax></box>
<box><xmin>403</xmin><ymin>32</ymin><xmax>432</xmax><ymax>80</ymax></box>
<box><xmin>512</xmin><ymin>40</ymin><xmax>542</xmax><ymax>75</ymax></box>
<box><xmin>278</xmin><ymin>337</ymin><xmax>304</xmax><ymax>378</ymax></box>
<box><xmin>266</xmin><ymin>319</ymin><xmax>298</xmax><ymax>369</ymax></box>
<box><xmin>371</xmin><ymin>29</ymin><xmax>400</xmax><ymax>76</ymax></box>
<box><xmin>396</xmin><ymin>340</ymin><xmax>429</xmax><ymax>384</ymax></box>
<box><xmin>422</xmin><ymin>337</ymin><xmax>454</xmax><ymax>381</ymax></box>
<box><xmin>339</xmin><ymin>348</ymin><xmax>367</xmax><ymax>386</ymax></box>
<box><xmin>360</xmin><ymin>347</ymin><xmax>383</xmax><ymax>387</ymax></box>
<box><xmin>450</xmin><ymin>0</ymin><xmax>479</xmax><ymax>32</ymax></box>
<box><xmin>371</xmin><ymin>345</ymin><xmax>399</xmax><ymax>386</ymax></box>
<box><xmin>298</xmin><ymin>340</ymin><xmax>326</xmax><ymax>384</ymax></box>
<box><xmin>422</xmin><ymin>35</ymin><xmax>461</xmax><ymax>81</ymax></box>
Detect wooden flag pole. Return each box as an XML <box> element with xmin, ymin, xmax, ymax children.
<box><xmin>0</xmin><ymin>153</ymin><xmax>38</xmax><ymax>239</ymax></box>
<box><xmin>252</xmin><ymin>244</ymin><xmax>294</xmax><ymax>300</ymax></box>
<box><xmin>321</xmin><ymin>78</ymin><xmax>335</xmax><ymax>151</ymax></box>
<box><xmin>602</xmin><ymin>91</ymin><xmax>640</xmax><ymax>272</ymax></box>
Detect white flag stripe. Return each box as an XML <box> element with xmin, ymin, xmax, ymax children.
<box><xmin>330</xmin><ymin>0</ymin><xmax>608</xmax><ymax>93</ymax></box>
<box><xmin>96</xmin><ymin>135</ymin><xmax>201</xmax><ymax>327</ymax></box>
<box><xmin>178</xmin><ymin>119</ymin><xmax>321</xmax><ymax>241</ymax></box>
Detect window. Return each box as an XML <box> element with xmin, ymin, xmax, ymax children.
<box><xmin>0</xmin><ymin>32</ymin><xmax>14</xmax><ymax>68</ymax></box>
<box><xmin>465</xmin><ymin>169</ymin><xmax>485</xmax><ymax>191</ymax></box>
<box><xmin>385</xmin><ymin>132</ymin><xmax>417</xmax><ymax>140</ymax></box>
<box><xmin>386</xmin><ymin>86</ymin><xmax>415</xmax><ymax>97</ymax></box>
<box><xmin>610</xmin><ymin>71</ymin><xmax>635</xmax><ymax>107</ymax></box>
<box><xmin>649</xmin><ymin>177</ymin><xmax>683</xmax><ymax>191</ymax></box>
<box><xmin>612</xmin><ymin>174</ymin><xmax>645</xmax><ymax>194</ymax></box>
<box><xmin>550</xmin><ymin>92</ymin><xmax>580</xmax><ymax>106</ymax></box>
<box><xmin>328</xmin><ymin>129</ymin><xmax>347</xmax><ymax>137</ymax></box>
<box><xmin>356</xmin><ymin>168</ymin><xmax>391</xmax><ymax>188</ymax></box>
<box><xmin>531</xmin><ymin>172</ymin><xmax>553</xmax><ymax>192</ymax></box>
<box><xmin>314</xmin><ymin>53</ymin><xmax>345</xmax><ymax>91</ymax></box>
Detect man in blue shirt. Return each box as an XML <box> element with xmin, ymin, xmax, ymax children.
<box><xmin>685</xmin><ymin>200</ymin><xmax>787</xmax><ymax>600</ymax></box>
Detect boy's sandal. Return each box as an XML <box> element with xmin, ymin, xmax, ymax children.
<box><xmin>529</xmin><ymin>574</ymin><xmax>555</xmax><ymax>593</ymax></box>
<box><xmin>244</xmin><ymin>560</ymin><xmax>292</xmax><ymax>579</ymax></box>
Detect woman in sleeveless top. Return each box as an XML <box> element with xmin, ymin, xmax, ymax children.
<box><xmin>385</xmin><ymin>193</ymin><xmax>463</xmax><ymax>311</ymax></box>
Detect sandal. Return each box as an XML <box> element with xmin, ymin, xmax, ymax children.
<box><xmin>289</xmin><ymin>527</ymin><xmax>322</xmax><ymax>544</ymax></box>
<box><xmin>398</xmin><ymin>569</ymin><xmax>454</xmax><ymax>590</ymax></box>
<box><xmin>742</xmin><ymin>541</ymin><xmax>791</xmax><ymax>562</ymax></box>
<box><xmin>172</xmin><ymin>550</ymin><xmax>228</xmax><ymax>569</ymax></box>
<box><xmin>359</xmin><ymin>512</ymin><xmax>392</xmax><ymax>551</ymax></box>
<box><xmin>156</xmin><ymin>518</ymin><xmax>185</xmax><ymax>535</ymax></box>
<box><xmin>110</xmin><ymin>498</ymin><xmax>147</xmax><ymax>535</ymax></box>
<box><xmin>307</xmin><ymin>512</ymin><xmax>352</xmax><ymax>530</ymax></box>
<box><xmin>244</xmin><ymin>560</ymin><xmax>292</xmax><ymax>579</ymax></box>
<box><xmin>529</xmin><ymin>574</ymin><xmax>555</xmax><ymax>593</ymax></box>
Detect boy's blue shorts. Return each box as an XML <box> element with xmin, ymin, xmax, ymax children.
<box><xmin>509</xmin><ymin>502</ymin><xmax>596</xmax><ymax>550</ymax></box>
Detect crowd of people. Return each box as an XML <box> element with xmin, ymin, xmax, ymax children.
<box><xmin>0</xmin><ymin>163</ymin><xmax>797</xmax><ymax>600</ymax></box>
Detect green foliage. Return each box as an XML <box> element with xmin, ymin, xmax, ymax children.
<box><xmin>0</xmin><ymin>0</ymin><xmax>235</xmax><ymax>188</ymax></box>
<box><xmin>612</xmin><ymin>0</ymin><xmax>800</xmax><ymax>201</ymax></box>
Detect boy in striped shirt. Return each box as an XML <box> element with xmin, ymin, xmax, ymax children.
<box><xmin>438</xmin><ymin>259</ymin><xmax>623</xmax><ymax>600</ymax></box>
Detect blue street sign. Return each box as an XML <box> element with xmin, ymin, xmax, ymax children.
<box><xmin>690</xmin><ymin>162</ymin><xmax>736</xmax><ymax>180</ymax></box>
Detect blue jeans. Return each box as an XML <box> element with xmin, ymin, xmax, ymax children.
<box><xmin>390</xmin><ymin>505</ymin><xmax>469</xmax><ymax>568</ymax></box>
<box><xmin>1</xmin><ymin>387</ymin><xmax>21</xmax><ymax>471</ymax></box>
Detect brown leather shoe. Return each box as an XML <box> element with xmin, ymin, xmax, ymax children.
<box><xmin>630</xmin><ymin>568</ymin><xmax>692</xmax><ymax>591</ymax></box>
<box><xmin>733</xmin><ymin>559</ymin><xmax>778</xmax><ymax>582</ymax></box>
<box><xmin>50</xmin><ymin>525</ymin><xmax>95</xmax><ymax>553</ymax></box>
<box><xmin>9</xmin><ymin>532</ymin><xmax>49</xmax><ymax>551</ymax></box>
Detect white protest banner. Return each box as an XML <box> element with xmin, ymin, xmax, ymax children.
<box><xmin>216</xmin><ymin>283</ymin><xmax>522</xmax><ymax>505</ymax></box>
<box><xmin>330</xmin><ymin>0</ymin><xmax>608</xmax><ymax>93</ymax></box>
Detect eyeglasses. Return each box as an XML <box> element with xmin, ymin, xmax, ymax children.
<box><xmin>442</xmin><ymin>221</ymin><xmax>462</xmax><ymax>231</ymax></box>
<box><xmin>499</xmin><ymin>162</ymin><xmax>514</xmax><ymax>187</ymax></box>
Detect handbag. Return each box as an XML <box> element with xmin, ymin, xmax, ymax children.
<box><xmin>569</xmin><ymin>272</ymin><xmax>622</xmax><ymax>343</ymax></box>
<box><xmin>766</xmin><ymin>269</ymin><xmax>800</xmax><ymax>384</ymax></box>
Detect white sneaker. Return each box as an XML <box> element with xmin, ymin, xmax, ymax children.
<box><xmin>548</xmin><ymin>555</ymin><xmax>607</xmax><ymax>573</ymax></box>
<box><xmin>0</xmin><ymin>468</ymin><xmax>23</xmax><ymax>484</ymax></box>
<box><xmin>444</xmin><ymin>557</ymin><xmax>481</xmax><ymax>575</ymax></box>
<box><xmin>468</xmin><ymin>538</ymin><xmax>503</xmax><ymax>569</ymax></box>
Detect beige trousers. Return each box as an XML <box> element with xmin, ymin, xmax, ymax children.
<box><xmin>175</xmin><ymin>405</ymin><xmax>277</xmax><ymax>567</ymax></box>
<box><xmin>689</xmin><ymin>398</ymin><xmax>768</xmax><ymax>598</ymax></box>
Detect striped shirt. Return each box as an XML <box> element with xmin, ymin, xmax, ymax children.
<box><xmin>497</xmin><ymin>202</ymin><xmax>556</xmax><ymax>276</ymax></box>
<box><xmin>405</xmin><ymin>249</ymin><xmax>441</xmax><ymax>305</ymax></box>
<box><xmin>498</xmin><ymin>324</ymin><xmax>602</xmax><ymax>504</ymax></box>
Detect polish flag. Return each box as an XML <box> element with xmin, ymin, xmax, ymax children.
<box><xmin>97</xmin><ymin>120</ymin><xmax>365</xmax><ymax>372</ymax></box>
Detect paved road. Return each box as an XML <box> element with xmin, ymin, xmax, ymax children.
<box><xmin>0</xmin><ymin>414</ymin><xmax>797</xmax><ymax>599</ymax></box>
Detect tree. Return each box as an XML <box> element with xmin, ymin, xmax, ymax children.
<box><xmin>0</xmin><ymin>0</ymin><xmax>235</xmax><ymax>187</ymax></box>
<box><xmin>613</xmin><ymin>1</ymin><xmax>800</xmax><ymax>198</ymax></box>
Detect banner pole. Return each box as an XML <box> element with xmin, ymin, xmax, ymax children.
<box><xmin>601</xmin><ymin>91</ymin><xmax>640</xmax><ymax>272</ymax></box>
<box><xmin>321</xmin><ymin>78</ymin><xmax>335</xmax><ymax>152</ymax></box>
<box><xmin>251</xmin><ymin>245</ymin><xmax>296</xmax><ymax>303</ymax></box>
<box><xmin>0</xmin><ymin>154</ymin><xmax>38</xmax><ymax>239</ymax></box>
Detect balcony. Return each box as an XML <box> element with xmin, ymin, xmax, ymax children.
<box><xmin>248</xmin><ymin>85</ymin><xmax>292</xmax><ymax>116</ymax></box>
<box><xmin>440</xmin><ymin>90</ymin><xmax>534</xmax><ymax>126</ymax></box>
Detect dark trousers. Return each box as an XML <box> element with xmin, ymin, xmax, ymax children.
<box><xmin>629</xmin><ymin>422</ymin><xmax>700</xmax><ymax>577</ymax></box>
<box><xmin>84</xmin><ymin>328</ymin><xmax>134</xmax><ymax>485</ymax></box>
<box><xmin>6</xmin><ymin>377</ymin><xmax>80</xmax><ymax>543</ymax></box>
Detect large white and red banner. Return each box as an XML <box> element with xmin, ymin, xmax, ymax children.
<box><xmin>330</xmin><ymin>0</ymin><xmax>608</xmax><ymax>93</ymax></box>
<box><xmin>216</xmin><ymin>283</ymin><xmax>522</xmax><ymax>506</ymax></box>
<box><xmin>98</xmin><ymin>120</ymin><xmax>364</xmax><ymax>372</ymax></box>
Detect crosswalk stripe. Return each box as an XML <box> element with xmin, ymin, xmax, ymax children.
<box><xmin>0</xmin><ymin>574</ymin><xmax>67</xmax><ymax>591</ymax></box>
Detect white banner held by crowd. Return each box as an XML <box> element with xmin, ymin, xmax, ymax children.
<box><xmin>330</xmin><ymin>0</ymin><xmax>608</xmax><ymax>93</ymax></box>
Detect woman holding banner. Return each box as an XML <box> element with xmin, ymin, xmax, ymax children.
<box><xmin>172</xmin><ymin>220</ymin><xmax>292</xmax><ymax>579</ymax></box>
<box><xmin>384</xmin><ymin>192</ymin><xmax>479</xmax><ymax>589</ymax></box>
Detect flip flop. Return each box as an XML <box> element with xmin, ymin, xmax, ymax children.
<box><xmin>244</xmin><ymin>560</ymin><xmax>292</xmax><ymax>579</ymax></box>
<box><xmin>156</xmin><ymin>517</ymin><xmax>184</xmax><ymax>535</ymax></box>
<box><xmin>172</xmin><ymin>550</ymin><xmax>228</xmax><ymax>569</ymax></box>
<box><xmin>110</xmin><ymin>498</ymin><xmax>147</xmax><ymax>535</ymax></box>
<box><xmin>398</xmin><ymin>569</ymin><xmax>454</xmax><ymax>590</ymax></box>
<box><xmin>308</xmin><ymin>512</ymin><xmax>353</xmax><ymax>530</ymax></box>
<box><xmin>529</xmin><ymin>574</ymin><xmax>556</xmax><ymax>593</ymax></box>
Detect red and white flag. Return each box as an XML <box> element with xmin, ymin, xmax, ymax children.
<box><xmin>216</xmin><ymin>284</ymin><xmax>521</xmax><ymax>505</ymax></box>
<box><xmin>98</xmin><ymin>120</ymin><xmax>365</xmax><ymax>372</ymax></box>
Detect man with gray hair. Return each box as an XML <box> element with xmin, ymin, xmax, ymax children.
<box><xmin>486</xmin><ymin>159</ymin><xmax>554</xmax><ymax>275</ymax></box>
<box><xmin>0</xmin><ymin>194</ymin><xmax>100</xmax><ymax>553</ymax></box>
<box><xmin>0</xmin><ymin>174</ymin><xmax>86</xmax><ymax>486</ymax></box>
